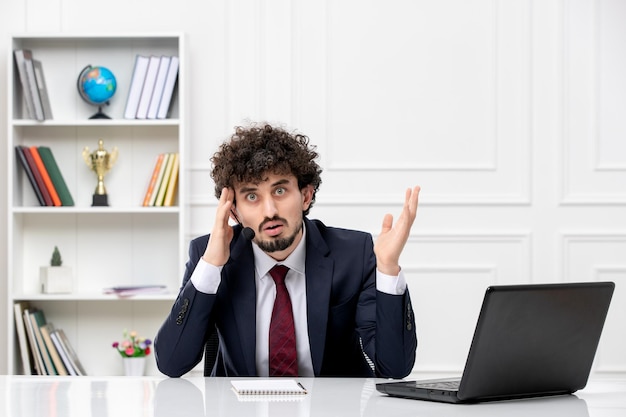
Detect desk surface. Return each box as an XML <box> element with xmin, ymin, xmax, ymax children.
<box><xmin>2</xmin><ymin>375</ymin><xmax>625</xmax><ymax>417</ymax></box>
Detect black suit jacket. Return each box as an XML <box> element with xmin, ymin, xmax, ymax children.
<box><xmin>154</xmin><ymin>218</ymin><xmax>417</xmax><ymax>378</ymax></box>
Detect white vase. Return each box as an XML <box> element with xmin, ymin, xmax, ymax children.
<box><xmin>123</xmin><ymin>357</ymin><xmax>146</xmax><ymax>376</ymax></box>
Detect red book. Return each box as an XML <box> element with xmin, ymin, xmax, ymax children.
<box><xmin>29</xmin><ymin>146</ymin><xmax>61</xmax><ymax>206</ymax></box>
<box><xmin>21</xmin><ymin>146</ymin><xmax>53</xmax><ymax>206</ymax></box>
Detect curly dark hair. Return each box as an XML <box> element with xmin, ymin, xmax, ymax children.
<box><xmin>211</xmin><ymin>123</ymin><xmax>323</xmax><ymax>215</ymax></box>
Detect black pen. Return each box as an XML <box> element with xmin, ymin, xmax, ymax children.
<box><xmin>297</xmin><ymin>381</ymin><xmax>308</xmax><ymax>394</ymax></box>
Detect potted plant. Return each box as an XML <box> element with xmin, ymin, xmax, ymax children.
<box><xmin>112</xmin><ymin>329</ymin><xmax>152</xmax><ymax>376</ymax></box>
<box><xmin>40</xmin><ymin>246</ymin><xmax>73</xmax><ymax>293</ymax></box>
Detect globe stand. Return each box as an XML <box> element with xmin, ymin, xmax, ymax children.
<box><xmin>89</xmin><ymin>105</ymin><xmax>111</xmax><ymax>120</ymax></box>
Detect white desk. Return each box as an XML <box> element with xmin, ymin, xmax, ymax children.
<box><xmin>2</xmin><ymin>376</ymin><xmax>625</xmax><ymax>417</ymax></box>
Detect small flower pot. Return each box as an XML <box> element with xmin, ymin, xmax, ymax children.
<box><xmin>40</xmin><ymin>266</ymin><xmax>73</xmax><ymax>294</ymax></box>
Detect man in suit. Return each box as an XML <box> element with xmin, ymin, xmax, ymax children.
<box><xmin>155</xmin><ymin>123</ymin><xmax>420</xmax><ymax>378</ymax></box>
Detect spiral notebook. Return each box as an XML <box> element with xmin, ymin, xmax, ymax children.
<box><xmin>231</xmin><ymin>379</ymin><xmax>308</xmax><ymax>396</ymax></box>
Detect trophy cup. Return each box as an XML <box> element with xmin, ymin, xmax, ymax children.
<box><xmin>83</xmin><ymin>139</ymin><xmax>118</xmax><ymax>206</ymax></box>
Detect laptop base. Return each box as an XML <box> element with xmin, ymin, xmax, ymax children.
<box><xmin>376</xmin><ymin>379</ymin><xmax>573</xmax><ymax>404</ymax></box>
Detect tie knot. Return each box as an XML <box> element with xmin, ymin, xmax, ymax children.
<box><xmin>269</xmin><ymin>264</ymin><xmax>289</xmax><ymax>285</ymax></box>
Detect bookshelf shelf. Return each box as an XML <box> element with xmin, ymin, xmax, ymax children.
<box><xmin>11</xmin><ymin>293</ymin><xmax>177</xmax><ymax>302</ymax></box>
<box><xmin>6</xmin><ymin>33</ymin><xmax>186</xmax><ymax>377</ymax></box>
<box><xmin>12</xmin><ymin>119</ymin><xmax>180</xmax><ymax>127</ymax></box>
<box><xmin>12</xmin><ymin>207</ymin><xmax>181</xmax><ymax>214</ymax></box>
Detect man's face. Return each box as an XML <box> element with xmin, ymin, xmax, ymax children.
<box><xmin>233</xmin><ymin>173</ymin><xmax>313</xmax><ymax>261</ymax></box>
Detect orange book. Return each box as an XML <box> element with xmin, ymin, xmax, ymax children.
<box><xmin>142</xmin><ymin>153</ymin><xmax>165</xmax><ymax>206</ymax></box>
<box><xmin>29</xmin><ymin>146</ymin><xmax>61</xmax><ymax>206</ymax></box>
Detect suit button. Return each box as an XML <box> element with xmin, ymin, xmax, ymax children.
<box><xmin>176</xmin><ymin>298</ymin><xmax>189</xmax><ymax>325</ymax></box>
<box><xmin>406</xmin><ymin>302</ymin><xmax>413</xmax><ymax>330</ymax></box>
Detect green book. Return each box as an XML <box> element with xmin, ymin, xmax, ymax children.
<box><xmin>37</xmin><ymin>146</ymin><xmax>74</xmax><ymax>206</ymax></box>
<box><xmin>29</xmin><ymin>309</ymin><xmax>58</xmax><ymax>375</ymax></box>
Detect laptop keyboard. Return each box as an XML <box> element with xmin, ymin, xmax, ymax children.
<box><xmin>414</xmin><ymin>380</ymin><xmax>460</xmax><ymax>391</ymax></box>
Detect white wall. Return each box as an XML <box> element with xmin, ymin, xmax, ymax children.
<box><xmin>1</xmin><ymin>0</ymin><xmax>625</xmax><ymax>377</ymax></box>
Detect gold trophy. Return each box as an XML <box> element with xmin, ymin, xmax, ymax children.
<box><xmin>83</xmin><ymin>139</ymin><xmax>118</xmax><ymax>206</ymax></box>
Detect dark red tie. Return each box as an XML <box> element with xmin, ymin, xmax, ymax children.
<box><xmin>268</xmin><ymin>264</ymin><xmax>298</xmax><ymax>376</ymax></box>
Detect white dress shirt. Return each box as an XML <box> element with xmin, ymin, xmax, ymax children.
<box><xmin>190</xmin><ymin>224</ymin><xmax>407</xmax><ymax>376</ymax></box>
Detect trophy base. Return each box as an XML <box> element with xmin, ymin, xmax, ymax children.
<box><xmin>92</xmin><ymin>194</ymin><xmax>109</xmax><ymax>206</ymax></box>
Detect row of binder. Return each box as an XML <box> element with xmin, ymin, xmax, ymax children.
<box><xmin>15</xmin><ymin>145</ymin><xmax>74</xmax><ymax>207</ymax></box>
<box><xmin>124</xmin><ymin>54</ymin><xmax>179</xmax><ymax>119</ymax></box>
<box><xmin>13</xmin><ymin>49</ymin><xmax>53</xmax><ymax>121</ymax></box>
<box><xmin>142</xmin><ymin>152</ymin><xmax>180</xmax><ymax>206</ymax></box>
<box><xmin>14</xmin><ymin>302</ymin><xmax>87</xmax><ymax>376</ymax></box>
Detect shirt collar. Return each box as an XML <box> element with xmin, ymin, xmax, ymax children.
<box><xmin>252</xmin><ymin>222</ymin><xmax>307</xmax><ymax>279</ymax></box>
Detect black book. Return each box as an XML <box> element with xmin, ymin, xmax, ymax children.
<box><xmin>15</xmin><ymin>146</ymin><xmax>45</xmax><ymax>205</ymax></box>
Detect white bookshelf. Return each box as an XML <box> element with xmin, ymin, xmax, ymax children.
<box><xmin>5</xmin><ymin>33</ymin><xmax>187</xmax><ymax>376</ymax></box>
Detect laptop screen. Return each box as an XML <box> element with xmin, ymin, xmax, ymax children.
<box><xmin>377</xmin><ymin>281</ymin><xmax>615</xmax><ymax>403</ymax></box>
<box><xmin>458</xmin><ymin>282</ymin><xmax>614</xmax><ymax>401</ymax></box>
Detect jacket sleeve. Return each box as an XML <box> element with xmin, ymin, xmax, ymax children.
<box><xmin>356</xmin><ymin>234</ymin><xmax>417</xmax><ymax>379</ymax></box>
<box><xmin>154</xmin><ymin>236</ymin><xmax>215</xmax><ymax>377</ymax></box>
<box><xmin>374</xmin><ymin>289</ymin><xmax>417</xmax><ymax>378</ymax></box>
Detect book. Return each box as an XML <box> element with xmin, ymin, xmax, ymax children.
<box><xmin>154</xmin><ymin>152</ymin><xmax>175</xmax><ymax>206</ymax></box>
<box><xmin>37</xmin><ymin>146</ymin><xmax>75</xmax><ymax>206</ymax></box>
<box><xmin>22</xmin><ymin>52</ymin><xmax>45</xmax><ymax>121</ymax></box>
<box><xmin>29</xmin><ymin>309</ymin><xmax>57</xmax><ymax>375</ymax></box>
<box><xmin>124</xmin><ymin>55</ymin><xmax>150</xmax><ymax>119</ymax></box>
<box><xmin>13</xmin><ymin>301</ymin><xmax>34</xmax><ymax>375</ymax></box>
<box><xmin>20</xmin><ymin>145</ymin><xmax>53</xmax><ymax>206</ymax></box>
<box><xmin>15</xmin><ymin>146</ymin><xmax>45</xmax><ymax>206</ymax></box>
<box><xmin>230</xmin><ymin>379</ymin><xmax>308</xmax><ymax>395</ymax></box>
<box><xmin>22</xmin><ymin>308</ymin><xmax>45</xmax><ymax>375</ymax></box>
<box><xmin>157</xmin><ymin>56</ymin><xmax>179</xmax><ymax>119</ymax></box>
<box><xmin>142</xmin><ymin>153</ymin><xmax>165</xmax><ymax>206</ymax></box>
<box><xmin>32</xmin><ymin>59</ymin><xmax>53</xmax><ymax>119</ymax></box>
<box><xmin>13</xmin><ymin>49</ymin><xmax>39</xmax><ymax>120</ymax></box>
<box><xmin>163</xmin><ymin>152</ymin><xmax>180</xmax><ymax>206</ymax></box>
<box><xmin>103</xmin><ymin>285</ymin><xmax>168</xmax><ymax>297</ymax></box>
<box><xmin>29</xmin><ymin>146</ymin><xmax>61</xmax><ymax>206</ymax></box>
<box><xmin>147</xmin><ymin>56</ymin><xmax>171</xmax><ymax>119</ymax></box>
<box><xmin>39</xmin><ymin>323</ymin><xmax>69</xmax><ymax>376</ymax></box>
<box><xmin>53</xmin><ymin>328</ymin><xmax>87</xmax><ymax>376</ymax></box>
<box><xmin>135</xmin><ymin>55</ymin><xmax>161</xmax><ymax>119</ymax></box>
<box><xmin>49</xmin><ymin>331</ymin><xmax>77</xmax><ymax>376</ymax></box>
<box><xmin>149</xmin><ymin>153</ymin><xmax>170</xmax><ymax>206</ymax></box>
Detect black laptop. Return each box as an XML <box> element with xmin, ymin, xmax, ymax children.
<box><xmin>376</xmin><ymin>281</ymin><xmax>615</xmax><ymax>404</ymax></box>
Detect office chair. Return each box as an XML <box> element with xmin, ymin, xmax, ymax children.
<box><xmin>203</xmin><ymin>326</ymin><xmax>219</xmax><ymax>376</ymax></box>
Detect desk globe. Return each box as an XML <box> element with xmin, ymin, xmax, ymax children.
<box><xmin>77</xmin><ymin>65</ymin><xmax>117</xmax><ymax>119</ymax></box>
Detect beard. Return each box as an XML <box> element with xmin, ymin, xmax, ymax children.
<box><xmin>255</xmin><ymin>217</ymin><xmax>303</xmax><ymax>253</ymax></box>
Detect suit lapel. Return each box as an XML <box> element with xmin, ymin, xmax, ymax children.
<box><xmin>303</xmin><ymin>219</ymin><xmax>333</xmax><ymax>376</ymax></box>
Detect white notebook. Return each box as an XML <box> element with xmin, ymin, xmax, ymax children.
<box><xmin>231</xmin><ymin>379</ymin><xmax>308</xmax><ymax>395</ymax></box>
